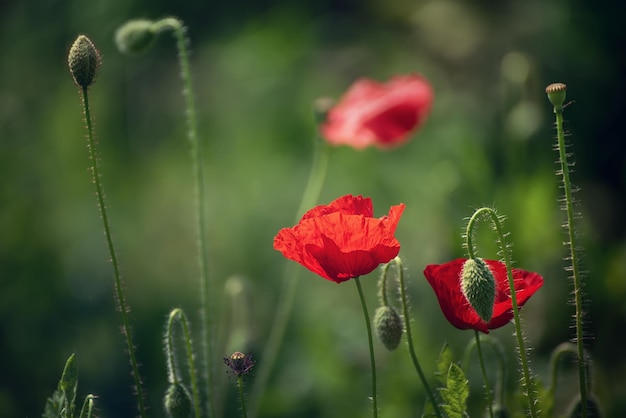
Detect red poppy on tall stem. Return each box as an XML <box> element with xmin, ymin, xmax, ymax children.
<box><xmin>423</xmin><ymin>258</ymin><xmax>544</xmax><ymax>333</ymax></box>
<box><xmin>274</xmin><ymin>195</ymin><xmax>405</xmax><ymax>283</ymax></box>
<box><xmin>320</xmin><ymin>74</ymin><xmax>434</xmax><ymax>150</ymax></box>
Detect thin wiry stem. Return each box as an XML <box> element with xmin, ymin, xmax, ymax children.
<box><xmin>393</xmin><ymin>257</ymin><xmax>443</xmax><ymax>418</ymax></box>
<box><xmin>249</xmin><ymin>137</ymin><xmax>330</xmax><ymax>417</ymax></box>
<box><xmin>153</xmin><ymin>17</ymin><xmax>215</xmax><ymax>417</ymax></box>
<box><xmin>354</xmin><ymin>277</ymin><xmax>378</xmax><ymax>418</ymax></box>
<box><xmin>466</xmin><ymin>207</ymin><xmax>538</xmax><ymax>418</ymax></box>
<box><xmin>80</xmin><ymin>86</ymin><xmax>146</xmax><ymax>417</ymax></box>
<box><xmin>474</xmin><ymin>330</ymin><xmax>494</xmax><ymax>418</ymax></box>
<box><xmin>553</xmin><ymin>103</ymin><xmax>588</xmax><ymax>418</ymax></box>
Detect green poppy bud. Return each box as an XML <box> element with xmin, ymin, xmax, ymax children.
<box><xmin>115</xmin><ymin>19</ymin><xmax>157</xmax><ymax>54</ymax></box>
<box><xmin>461</xmin><ymin>258</ymin><xmax>496</xmax><ymax>323</ymax></box>
<box><xmin>164</xmin><ymin>383</ymin><xmax>192</xmax><ymax>418</ymax></box>
<box><xmin>545</xmin><ymin>83</ymin><xmax>567</xmax><ymax>112</ymax></box>
<box><xmin>373</xmin><ymin>305</ymin><xmax>403</xmax><ymax>351</ymax></box>
<box><xmin>68</xmin><ymin>35</ymin><xmax>101</xmax><ymax>88</ymax></box>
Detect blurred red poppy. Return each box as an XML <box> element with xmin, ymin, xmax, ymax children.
<box><xmin>274</xmin><ymin>195</ymin><xmax>405</xmax><ymax>283</ymax></box>
<box><xmin>320</xmin><ymin>74</ymin><xmax>433</xmax><ymax>149</ymax></box>
<box><xmin>423</xmin><ymin>258</ymin><xmax>544</xmax><ymax>333</ymax></box>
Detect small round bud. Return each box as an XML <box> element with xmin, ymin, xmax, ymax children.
<box><xmin>567</xmin><ymin>395</ymin><xmax>602</xmax><ymax>418</ymax></box>
<box><xmin>373</xmin><ymin>306</ymin><xmax>404</xmax><ymax>351</ymax></box>
<box><xmin>461</xmin><ymin>258</ymin><xmax>496</xmax><ymax>323</ymax></box>
<box><xmin>68</xmin><ymin>35</ymin><xmax>101</xmax><ymax>88</ymax></box>
<box><xmin>164</xmin><ymin>383</ymin><xmax>192</xmax><ymax>418</ymax></box>
<box><xmin>545</xmin><ymin>83</ymin><xmax>567</xmax><ymax>111</ymax></box>
<box><xmin>115</xmin><ymin>19</ymin><xmax>157</xmax><ymax>55</ymax></box>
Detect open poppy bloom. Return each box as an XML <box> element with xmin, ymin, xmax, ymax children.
<box><xmin>274</xmin><ymin>195</ymin><xmax>405</xmax><ymax>283</ymax></box>
<box><xmin>423</xmin><ymin>258</ymin><xmax>544</xmax><ymax>333</ymax></box>
<box><xmin>320</xmin><ymin>74</ymin><xmax>434</xmax><ymax>149</ymax></box>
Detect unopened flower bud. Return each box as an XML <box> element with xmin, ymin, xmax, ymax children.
<box><xmin>68</xmin><ymin>35</ymin><xmax>101</xmax><ymax>88</ymax></box>
<box><xmin>567</xmin><ymin>395</ymin><xmax>602</xmax><ymax>418</ymax></box>
<box><xmin>461</xmin><ymin>258</ymin><xmax>496</xmax><ymax>323</ymax></box>
<box><xmin>545</xmin><ymin>83</ymin><xmax>567</xmax><ymax>111</ymax></box>
<box><xmin>373</xmin><ymin>306</ymin><xmax>403</xmax><ymax>351</ymax></box>
<box><xmin>224</xmin><ymin>351</ymin><xmax>255</xmax><ymax>377</ymax></box>
<box><xmin>115</xmin><ymin>19</ymin><xmax>157</xmax><ymax>55</ymax></box>
<box><xmin>164</xmin><ymin>383</ymin><xmax>192</xmax><ymax>418</ymax></box>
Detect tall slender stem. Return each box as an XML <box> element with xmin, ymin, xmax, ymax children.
<box><xmin>553</xmin><ymin>100</ymin><xmax>588</xmax><ymax>418</ymax></box>
<box><xmin>154</xmin><ymin>17</ymin><xmax>215</xmax><ymax>417</ymax></box>
<box><xmin>354</xmin><ymin>277</ymin><xmax>378</xmax><ymax>418</ymax></box>
<box><xmin>81</xmin><ymin>86</ymin><xmax>146</xmax><ymax>417</ymax></box>
<box><xmin>466</xmin><ymin>207</ymin><xmax>538</xmax><ymax>418</ymax></box>
<box><xmin>249</xmin><ymin>137</ymin><xmax>330</xmax><ymax>416</ymax></box>
<box><xmin>394</xmin><ymin>257</ymin><xmax>443</xmax><ymax>418</ymax></box>
<box><xmin>474</xmin><ymin>330</ymin><xmax>494</xmax><ymax>418</ymax></box>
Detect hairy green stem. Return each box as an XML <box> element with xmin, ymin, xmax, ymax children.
<box><xmin>153</xmin><ymin>17</ymin><xmax>215</xmax><ymax>417</ymax></box>
<box><xmin>393</xmin><ymin>257</ymin><xmax>443</xmax><ymax>418</ymax></box>
<box><xmin>474</xmin><ymin>330</ymin><xmax>494</xmax><ymax>418</ymax></box>
<box><xmin>249</xmin><ymin>137</ymin><xmax>330</xmax><ymax>417</ymax></box>
<box><xmin>166</xmin><ymin>308</ymin><xmax>202</xmax><ymax>418</ymax></box>
<box><xmin>81</xmin><ymin>86</ymin><xmax>146</xmax><ymax>417</ymax></box>
<box><xmin>553</xmin><ymin>102</ymin><xmax>588</xmax><ymax>418</ymax></box>
<box><xmin>237</xmin><ymin>377</ymin><xmax>249</xmax><ymax>418</ymax></box>
<box><xmin>466</xmin><ymin>207</ymin><xmax>538</xmax><ymax>418</ymax></box>
<box><xmin>354</xmin><ymin>277</ymin><xmax>378</xmax><ymax>418</ymax></box>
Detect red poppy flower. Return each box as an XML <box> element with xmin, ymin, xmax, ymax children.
<box><xmin>274</xmin><ymin>195</ymin><xmax>405</xmax><ymax>283</ymax></box>
<box><xmin>423</xmin><ymin>258</ymin><xmax>544</xmax><ymax>333</ymax></box>
<box><xmin>320</xmin><ymin>74</ymin><xmax>434</xmax><ymax>149</ymax></box>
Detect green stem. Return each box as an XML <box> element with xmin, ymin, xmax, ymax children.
<box><xmin>553</xmin><ymin>104</ymin><xmax>589</xmax><ymax>418</ymax></box>
<box><xmin>462</xmin><ymin>335</ymin><xmax>506</xmax><ymax>406</ymax></box>
<box><xmin>394</xmin><ymin>257</ymin><xmax>443</xmax><ymax>418</ymax></box>
<box><xmin>154</xmin><ymin>17</ymin><xmax>215</xmax><ymax>417</ymax></box>
<box><xmin>237</xmin><ymin>377</ymin><xmax>249</xmax><ymax>418</ymax></box>
<box><xmin>354</xmin><ymin>277</ymin><xmax>378</xmax><ymax>418</ymax></box>
<box><xmin>474</xmin><ymin>330</ymin><xmax>494</xmax><ymax>418</ymax></box>
<box><xmin>81</xmin><ymin>86</ymin><xmax>146</xmax><ymax>418</ymax></box>
<box><xmin>167</xmin><ymin>309</ymin><xmax>202</xmax><ymax>418</ymax></box>
<box><xmin>249</xmin><ymin>136</ymin><xmax>330</xmax><ymax>417</ymax></box>
<box><xmin>466</xmin><ymin>207</ymin><xmax>538</xmax><ymax>418</ymax></box>
<box><xmin>78</xmin><ymin>394</ymin><xmax>96</xmax><ymax>418</ymax></box>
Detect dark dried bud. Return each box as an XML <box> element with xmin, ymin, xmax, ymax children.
<box><xmin>224</xmin><ymin>351</ymin><xmax>255</xmax><ymax>377</ymax></box>
<box><xmin>68</xmin><ymin>35</ymin><xmax>101</xmax><ymax>88</ymax></box>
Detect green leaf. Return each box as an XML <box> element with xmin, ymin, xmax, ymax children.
<box><xmin>59</xmin><ymin>354</ymin><xmax>78</xmax><ymax>418</ymax></box>
<box><xmin>439</xmin><ymin>363</ymin><xmax>469</xmax><ymax>418</ymax></box>
<box><xmin>436</xmin><ymin>343</ymin><xmax>454</xmax><ymax>385</ymax></box>
<box><xmin>42</xmin><ymin>389</ymin><xmax>64</xmax><ymax>418</ymax></box>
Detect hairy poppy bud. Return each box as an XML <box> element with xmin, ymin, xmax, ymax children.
<box><xmin>545</xmin><ymin>83</ymin><xmax>567</xmax><ymax>111</ymax></box>
<box><xmin>373</xmin><ymin>306</ymin><xmax>403</xmax><ymax>351</ymax></box>
<box><xmin>461</xmin><ymin>258</ymin><xmax>496</xmax><ymax>323</ymax></box>
<box><xmin>115</xmin><ymin>19</ymin><xmax>157</xmax><ymax>54</ymax></box>
<box><xmin>567</xmin><ymin>395</ymin><xmax>602</xmax><ymax>418</ymax></box>
<box><xmin>68</xmin><ymin>35</ymin><xmax>101</xmax><ymax>88</ymax></box>
<box><xmin>164</xmin><ymin>383</ymin><xmax>192</xmax><ymax>418</ymax></box>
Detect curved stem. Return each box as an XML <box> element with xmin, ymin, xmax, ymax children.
<box><xmin>474</xmin><ymin>330</ymin><xmax>494</xmax><ymax>418</ymax></box>
<box><xmin>354</xmin><ymin>277</ymin><xmax>378</xmax><ymax>418</ymax></box>
<box><xmin>167</xmin><ymin>308</ymin><xmax>202</xmax><ymax>418</ymax></box>
<box><xmin>81</xmin><ymin>86</ymin><xmax>146</xmax><ymax>418</ymax></box>
<box><xmin>394</xmin><ymin>257</ymin><xmax>443</xmax><ymax>418</ymax></box>
<box><xmin>463</xmin><ymin>335</ymin><xmax>506</xmax><ymax>406</ymax></box>
<box><xmin>553</xmin><ymin>104</ymin><xmax>588</xmax><ymax>418</ymax></box>
<box><xmin>249</xmin><ymin>136</ymin><xmax>330</xmax><ymax>416</ymax></box>
<box><xmin>154</xmin><ymin>17</ymin><xmax>215</xmax><ymax>417</ymax></box>
<box><xmin>378</xmin><ymin>262</ymin><xmax>391</xmax><ymax>307</ymax></box>
<box><xmin>466</xmin><ymin>207</ymin><xmax>538</xmax><ymax>418</ymax></box>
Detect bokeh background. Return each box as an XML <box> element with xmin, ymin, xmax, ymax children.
<box><xmin>1</xmin><ymin>0</ymin><xmax>625</xmax><ymax>417</ymax></box>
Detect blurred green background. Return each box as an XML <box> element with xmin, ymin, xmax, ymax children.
<box><xmin>1</xmin><ymin>0</ymin><xmax>625</xmax><ymax>417</ymax></box>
